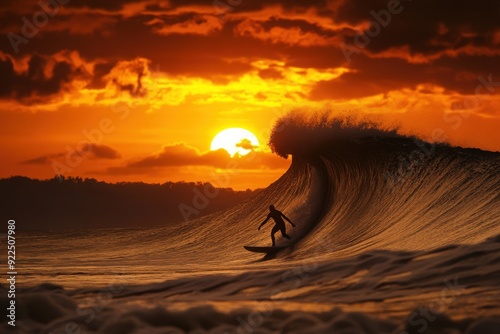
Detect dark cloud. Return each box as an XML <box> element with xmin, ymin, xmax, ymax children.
<box><xmin>146</xmin><ymin>12</ymin><xmax>222</xmax><ymax>36</ymax></box>
<box><xmin>310</xmin><ymin>56</ymin><xmax>426</xmax><ymax>99</ymax></box>
<box><xmin>309</xmin><ymin>52</ymin><xmax>500</xmax><ymax>100</ymax></box>
<box><xmin>63</xmin><ymin>0</ymin><xmax>140</xmax><ymax>11</ymax></box>
<box><xmin>87</xmin><ymin>61</ymin><xmax>116</xmax><ymax>89</ymax></box>
<box><xmin>0</xmin><ymin>53</ymin><xmax>90</xmax><ymax>104</ymax></box>
<box><xmin>128</xmin><ymin>144</ymin><xmax>230</xmax><ymax>168</ymax></box>
<box><xmin>108</xmin><ymin>58</ymin><xmax>148</xmax><ymax>97</ymax></box>
<box><xmin>0</xmin><ymin>51</ymin><xmax>157</xmax><ymax>103</ymax></box>
<box><xmin>336</xmin><ymin>0</ymin><xmax>500</xmax><ymax>56</ymax></box>
<box><xmin>234</xmin><ymin>16</ymin><xmax>341</xmax><ymax>47</ymax></box>
<box><xmin>168</xmin><ymin>0</ymin><xmax>331</xmax><ymax>13</ymax></box>
<box><xmin>87</xmin><ymin>144</ymin><xmax>121</xmax><ymax>159</ymax></box>
<box><xmin>258</xmin><ymin>67</ymin><xmax>284</xmax><ymax>80</ymax></box>
<box><xmin>22</xmin><ymin>144</ymin><xmax>121</xmax><ymax>165</ymax></box>
<box><xmin>22</xmin><ymin>152</ymin><xmax>65</xmax><ymax>165</ymax></box>
<box><xmin>236</xmin><ymin>139</ymin><xmax>258</xmax><ymax>150</ymax></box>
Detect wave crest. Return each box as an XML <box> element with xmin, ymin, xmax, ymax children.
<box><xmin>269</xmin><ymin>110</ymin><xmax>399</xmax><ymax>159</ymax></box>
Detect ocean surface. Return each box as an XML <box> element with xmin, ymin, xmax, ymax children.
<box><xmin>2</xmin><ymin>117</ymin><xmax>500</xmax><ymax>333</ymax></box>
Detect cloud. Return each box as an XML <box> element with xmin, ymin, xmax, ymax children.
<box><xmin>87</xmin><ymin>144</ymin><xmax>122</xmax><ymax>159</ymax></box>
<box><xmin>236</xmin><ymin>139</ymin><xmax>258</xmax><ymax>150</ymax></box>
<box><xmin>22</xmin><ymin>152</ymin><xmax>65</xmax><ymax>165</ymax></box>
<box><xmin>104</xmin><ymin>143</ymin><xmax>288</xmax><ymax>175</ymax></box>
<box><xmin>0</xmin><ymin>52</ymin><xmax>155</xmax><ymax>106</ymax></box>
<box><xmin>146</xmin><ymin>13</ymin><xmax>223</xmax><ymax>36</ymax></box>
<box><xmin>22</xmin><ymin>144</ymin><xmax>121</xmax><ymax>165</ymax></box>
<box><xmin>309</xmin><ymin>52</ymin><xmax>500</xmax><ymax>101</ymax></box>
<box><xmin>257</xmin><ymin>66</ymin><xmax>284</xmax><ymax>80</ymax></box>
<box><xmin>234</xmin><ymin>18</ymin><xmax>341</xmax><ymax>47</ymax></box>
<box><xmin>0</xmin><ymin>51</ymin><xmax>92</xmax><ymax>104</ymax></box>
<box><xmin>64</xmin><ymin>0</ymin><xmax>142</xmax><ymax>11</ymax></box>
<box><xmin>336</xmin><ymin>0</ymin><xmax>500</xmax><ymax>59</ymax></box>
<box><xmin>104</xmin><ymin>58</ymin><xmax>150</xmax><ymax>97</ymax></box>
<box><xmin>128</xmin><ymin>143</ymin><xmax>230</xmax><ymax>168</ymax></box>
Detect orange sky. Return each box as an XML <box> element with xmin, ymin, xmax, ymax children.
<box><xmin>0</xmin><ymin>0</ymin><xmax>499</xmax><ymax>189</ymax></box>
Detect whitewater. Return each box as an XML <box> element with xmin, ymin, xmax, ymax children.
<box><xmin>2</xmin><ymin>114</ymin><xmax>500</xmax><ymax>333</ymax></box>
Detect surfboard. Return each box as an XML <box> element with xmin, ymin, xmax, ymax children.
<box><xmin>244</xmin><ymin>246</ymin><xmax>287</xmax><ymax>253</ymax></box>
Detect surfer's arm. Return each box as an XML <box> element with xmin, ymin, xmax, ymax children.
<box><xmin>258</xmin><ymin>215</ymin><xmax>270</xmax><ymax>230</ymax></box>
<box><xmin>282</xmin><ymin>213</ymin><xmax>296</xmax><ymax>227</ymax></box>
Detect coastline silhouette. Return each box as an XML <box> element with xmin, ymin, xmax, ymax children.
<box><xmin>258</xmin><ymin>204</ymin><xmax>296</xmax><ymax>246</ymax></box>
<box><xmin>0</xmin><ymin>176</ymin><xmax>258</xmax><ymax>230</ymax></box>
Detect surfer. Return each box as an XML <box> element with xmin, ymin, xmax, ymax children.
<box><xmin>258</xmin><ymin>205</ymin><xmax>296</xmax><ymax>247</ymax></box>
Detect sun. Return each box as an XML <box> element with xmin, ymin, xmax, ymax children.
<box><xmin>211</xmin><ymin>128</ymin><xmax>260</xmax><ymax>157</ymax></box>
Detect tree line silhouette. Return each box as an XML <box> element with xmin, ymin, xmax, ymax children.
<box><xmin>0</xmin><ymin>176</ymin><xmax>259</xmax><ymax>230</ymax></box>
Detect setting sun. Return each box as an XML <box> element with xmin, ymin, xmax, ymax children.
<box><xmin>210</xmin><ymin>128</ymin><xmax>260</xmax><ymax>157</ymax></box>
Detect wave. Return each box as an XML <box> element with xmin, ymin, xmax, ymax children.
<box><xmin>178</xmin><ymin>111</ymin><xmax>499</xmax><ymax>261</ymax></box>
<box><xmin>19</xmin><ymin>112</ymin><xmax>499</xmax><ymax>266</ymax></box>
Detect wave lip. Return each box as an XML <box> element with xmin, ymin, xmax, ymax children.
<box><xmin>269</xmin><ymin>112</ymin><xmax>399</xmax><ymax>159</ymax></box>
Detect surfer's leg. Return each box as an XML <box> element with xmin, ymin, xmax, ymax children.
<box><xmin>271</xmin><ymin>225</ymin><xmax>280</xmax><ymax>246</ymax></box>
<box><xmin>281</xmin><ymin>227</ymin><xmax>291</xmax><ymax>239</ymax></box>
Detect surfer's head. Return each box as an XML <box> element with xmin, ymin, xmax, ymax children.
<box><xmin>269</xmin><ymin>204</ymin><xmax>275</xmax><ymax>211</ymax></box>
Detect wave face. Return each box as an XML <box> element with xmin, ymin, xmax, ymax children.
<box><xmin>289</xmin><ymin>136</ymin><xmax>499</xmax><ymax>259</ymax></box>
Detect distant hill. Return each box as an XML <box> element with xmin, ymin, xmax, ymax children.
<box><xmin>0</xmin><ymin>176</ymin><xmax>260</xmax><ymax>230</ymax></box>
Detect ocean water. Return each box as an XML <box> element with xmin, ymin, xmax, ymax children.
<box><xmin>2</xmin><ymin>119</ymin><xmax>500</xmax><ymax>333</ymax></box>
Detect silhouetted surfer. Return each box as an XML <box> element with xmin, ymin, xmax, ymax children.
<box><xmin>258</xmin><ymin>205</ymin><xmax>295</xmax><ymax>247</ymax></box>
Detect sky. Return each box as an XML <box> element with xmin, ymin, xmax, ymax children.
<box><xmin>0</xmin><ymin>0</ymin><xmax>499</xmax><ymax>189</ymax></box>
